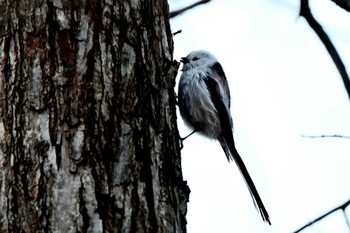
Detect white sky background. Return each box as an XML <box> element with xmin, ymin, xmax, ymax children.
<box><xmin>168</xmin><ymin>0</ymin><xmax>350</xmax><ymax>232</ymax></box>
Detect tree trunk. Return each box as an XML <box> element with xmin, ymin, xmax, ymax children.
<box><xmin>0</xmin><ymin>1</ymin><xmax>189</xmax><ymax>232</ymax></box>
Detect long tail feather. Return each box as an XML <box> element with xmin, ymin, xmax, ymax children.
<box><xmin>220</xmin><ymin>136</ymin><xmax>271</xmax><ymax>225</ymax></box>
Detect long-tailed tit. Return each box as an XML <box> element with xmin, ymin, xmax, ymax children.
<box><xmin>178</xmin><ymin>50</ymin><xmax>271</xmax><ymax>224</ymax></box>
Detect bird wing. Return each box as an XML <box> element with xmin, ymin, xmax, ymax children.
<box><xmin>211</xmin><ymin>62</ymin><xmax>231</xmax><ymax>108</ymax></box>
<box><xmin>204</xmin><ymin>74</ymin><xmax>271</xmax><ymax>225</ymax></box>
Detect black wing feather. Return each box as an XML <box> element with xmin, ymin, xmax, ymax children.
<box><xmin>203</xmin><ymin>76</ymin><xmax>233</xmax><ymax>160</ymax></box>
<box><xmin>211</xmin><ymin>62</ymin><xmax>231</xmax><ymax>108</ymax></box>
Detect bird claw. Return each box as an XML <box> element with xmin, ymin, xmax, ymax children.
<box><xmin>179</xmin><ymin>129</ymin><xmax>198</xmax><ymax>150</ymax></box>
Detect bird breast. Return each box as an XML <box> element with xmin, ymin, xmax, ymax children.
<box><xmin>178</xmin><ymin>68</ymin><xmax>222</xmax><ymax>138</ymax></box>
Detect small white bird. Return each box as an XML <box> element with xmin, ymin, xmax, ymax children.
<box><xmin>178</xmin><ymin>50</ymin><xmax>271</xmax><ymax>224</ymax></box>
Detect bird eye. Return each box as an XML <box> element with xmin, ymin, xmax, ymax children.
<box><xmin>192</xmin><ymin>57</ymin><xmax>199</xmax><ymax>61</ymax></box>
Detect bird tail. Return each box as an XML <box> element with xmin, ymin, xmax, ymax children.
<box><xmin>220</xmin><ymin>137</ymin><xmax>271</xmax><ymax>225</ymax></box>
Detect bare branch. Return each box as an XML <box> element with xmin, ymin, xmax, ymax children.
<box><xmin>301</xmin><ymin>134</ymin><xmax>350</xmax><ymax>139</ymax></box>
<box><xmin>300</xmin><ymin>0</ymin><xmax>350</xmax><ymax>100</ymax></box>
<box><xmin>329</xmin><ymin>0</ymin><xmax>350</xmax><ymax>11</ymax></box>
<box><xmin>293</xmin><ymin>199</ymin><xmax>350</xmax><ymax>232</ymax></box>
<box><xmin>170</xmin><ymin>0</ymin><xmax>211</xmax><ymax>18</ymax></box>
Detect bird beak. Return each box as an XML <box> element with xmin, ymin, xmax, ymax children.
<box><xmin>180</xmin><ymin>57</ymin><xmax>189</xmax><ymax>64</ymax></box>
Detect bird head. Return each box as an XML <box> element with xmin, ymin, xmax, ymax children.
<box><xmin>180</xmin><ymin>50</ymin><xmax>217</xmax><ymax>71</ymax></box>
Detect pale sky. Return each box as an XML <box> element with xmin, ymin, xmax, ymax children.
<box><xmin>169</xmin><ymin>0</ymin><xmax>350</xmax><ymax>232</ymax></box>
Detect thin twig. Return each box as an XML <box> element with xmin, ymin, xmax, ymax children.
<box><xmin>172</xmin><ymin>30</ymin><xmax>182</xmax><ymax>36</ymax></box>
<box><xmin>293</xmin><ymin>199</ymin><xmax>350</xmax><ymax>232</ymax></box>
<box><xmin>299</xmin><ymin>0</ymin><xmax>350</xmax><ymax>100</ymax></box>
<box><xmin>301</xmin><ymin>134</ymin><xmax>350</xmax><ymax>139</ymax></box>
<box><xmin>342</xmin><ymin>209</ymin><xmax>350</xmax><ymax>232</ymax></box>
<box><xmin>170</xmin><ymin>0</ymin><xmax>211</xmax><ymax>18</ymax></box>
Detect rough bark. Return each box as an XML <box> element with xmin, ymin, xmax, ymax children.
<box><xmin>0</xmin><ymin>0</ymin><xmax>189</xmax><ymax>232</ymax></box>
